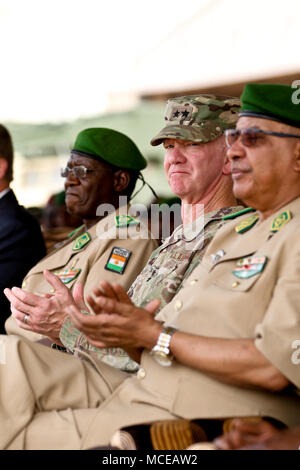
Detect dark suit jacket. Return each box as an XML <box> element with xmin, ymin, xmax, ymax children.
<box><xmin>0</xmin><ymin>189</ymin><xmax>46</xmax><ymax>333</ymax></box>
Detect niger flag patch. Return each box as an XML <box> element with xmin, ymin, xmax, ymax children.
<box><xmin>105</xmin><ymin>247</ymin><xmax>131</xmax><ymax>275</ymax></box>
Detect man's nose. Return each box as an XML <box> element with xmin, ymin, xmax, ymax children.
<box><xmin>167</xmin><ymin>146</ymin><xmax>186</xmax><ymax>164</ymax></box>
<box><xmin>226</xmin><ymin>140</ymin><xmax>246</xmax><ymax>162</ymax></box>
<box><xmin>65</xmin><ymin>169</ymin><xmax>80</xmax><ymax>187</ymax></box>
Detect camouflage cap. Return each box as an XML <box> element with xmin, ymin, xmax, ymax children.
<box><xmin>151</xmin><ymin>94</ymin><xmax>241</xmax><ymax>146</ymax></box>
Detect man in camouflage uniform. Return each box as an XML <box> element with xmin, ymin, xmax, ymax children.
<box><xmin>54</xmin><ymin>95</ymin><xmax>245</xmax><ymax>370</ymax></box>
<box><xmin>128</xmin><ymin>95</ymin><xmax>245</xmax><ymax>311</ymax></box>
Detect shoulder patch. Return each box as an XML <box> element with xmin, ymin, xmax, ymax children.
<box><xmin>105</xmin><ymin>247</ymin><xmax>131</xmax><ymax>275</ymax></box>
<box><xmin>222</xmin><ymin>207</ymin><xmax>255</xmax><ymax>220</ymax></box>
<box><xmin>271</xmin><ymin>210</ymin><xmax>292</xmax><ymax>232</ymax></box>
<box><xmin>72</xmin><ymin>232</ymin><xmax>91</xmax><ymax>251</ymax></box>
<box><xmin>115</xmin><ymin>215</ymin><xmax>140</xmax><ymax>228</ymax></box>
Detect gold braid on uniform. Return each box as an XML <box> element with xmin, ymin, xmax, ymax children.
<box><xmin>110</xmin><ymin>419</ymin><xmax>207</xmax><ymax>450</ymax></box>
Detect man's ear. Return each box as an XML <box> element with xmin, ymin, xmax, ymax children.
<box><xmin>113</xmin><ymin>170</ymin><xmax>130</xmax><ymax>192</ymax></box>
<box><xmin>0</xmin><ymin>158</ymin><xmax>8</xmax><ymax>180</ymax></box>
<box><xmin>222</xmin><ymin>156</ymin><xmax>231</xmax><ymax>176</ymax></box>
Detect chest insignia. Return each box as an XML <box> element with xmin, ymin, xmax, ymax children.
<box><xmin>270</xmin><ymin>210</ymin><xmax>292</xmax><ymax>232</ymax></box>
<box><xmin>232</xmin><ymin>256</ymin><xmax>267</xmax><ymax>279</ymax></box>
<box><xmin>55</xmin><ymin>268</ymin><xmax>81</xmax><ymax>284</ymax></box>
<box><xmin>72</xmin><ymin>232</ymin><xmax>91</xmax><ymax>252</ymax></box>
<box><xmin>115</xmin><ymin>215</ymin><xmax>140</xmax><ymax>228</ymax></box>
<box><xmin>235</xmin><ymin>215</ymin><xmax>259</xmax><ymax>234</ymax></box>
<box><xmin>105</xmin><ymin>247</ymin><xmax>132</xmax><ymax>275</ymax></box>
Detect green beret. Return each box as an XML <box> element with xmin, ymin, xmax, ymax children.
<box><xmin>240</xmin><ymin>84</ymin><xmax>300</xmax><ymax>128</ymax></box>
<box><xmin>72</xmin><ymin>128</ymin><xmax>147</xmax><ymax>171</ymax></box>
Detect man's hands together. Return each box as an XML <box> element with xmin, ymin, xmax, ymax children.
<box><xmin>4</xmin><ymin>270</ymin><xmax>86</xmax><ymax>344</ymax></box>
<box><xmin>66</xmin><ymin>280</ymin><xmax>162</xmax><ymax>353</ymax></box>
<box><xmin>4</xmin><ymin>273</ymin><xmax>162</xmax><ymax>360</ymax></box>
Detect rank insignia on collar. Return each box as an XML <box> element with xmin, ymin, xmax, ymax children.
<box><xmin>232</xmin><ymin>256</ymin><xmax>267</xmax><ymax>279</ymax></box>
<box><xmin>105</xmin><ymin>247</ymin><xmax>131</xmax><ymax>275</ymax></box>
<box><xmin>235</xmin><ymin>215</ymin><xmax>259</xmax><ymax>234</ymax></box>
<box><xmin>55</xmin><ymin>268</ymin><xmax>81</xmax><ymax>284</ymax></box>
<box><xmin>115</xmin><ymin>215</ymin><xmax>140</xmax><ymax>228</ymax></box>
<box><xmin>270</xmin><ymin>210</ymin><xmax>292</xmax><ymax>232</ymax></box>
<box><xmin>72</xmin><ymin>232</ymin><xmax>91</xmax><ymax>251</ymax></box>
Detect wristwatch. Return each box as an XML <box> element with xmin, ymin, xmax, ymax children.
<box><xmin>150</xmin><ymin>326</ymin><xmax>178</xmax><ymax>367</ymax></box>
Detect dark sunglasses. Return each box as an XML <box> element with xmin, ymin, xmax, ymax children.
<box><xmin>225</xmin><ymin>128</ymin><xmax>300</xmax><ymax>148</ymax></box>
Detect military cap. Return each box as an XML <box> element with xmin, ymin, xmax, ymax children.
<box><xmin>151</xmin><ymin>95</ymin><xmax>241</xmax><ymax>146</ymax></box>
<box><xmin>72</xmin><ymin>128</ymin><xmax>147</xmax><ymax>170</ymax></box>
<box><xmin>239</xmin><ymin>84</ymin><xmax>300</xmax><ymax>128</ymax></box>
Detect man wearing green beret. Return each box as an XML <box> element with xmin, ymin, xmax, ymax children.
<box><xmin>4</xmin><ymin>128</ymin><xmax>157</xmax><ymax>370</ymax></box>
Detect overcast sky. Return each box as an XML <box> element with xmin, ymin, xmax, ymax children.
<box><xmin>1</xmin><ymin>0</ymin><xmax>299</xmax><ymax>123</ymax></box>
<box><xmin>0</xmin><ymin>0</ymin><xmax>205</xmax><ymax>122</ymax></box>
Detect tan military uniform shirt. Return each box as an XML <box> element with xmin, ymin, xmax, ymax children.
<box><xmin>5</xmin><ymin>208</ymin><xmax>157</xmax><ymax>342</ymax></box>
<box><xmin>77</xmin><ymin>197</ymin><xmax>300</xmax><ymax>448</ymax></box>
<box><xmin>118</xmin><ymin>197</ymin><xmax>300</xmax><ymax>427</ymax></box>
<box><xmin>59</xmin><ymin>206</ymin><xmax>243</xmax><ymax>371</ymax></box>
<box><xmin>1</xmin><ymin>199</ymin><xmax>300</xmax><ymax>450</ymax></box>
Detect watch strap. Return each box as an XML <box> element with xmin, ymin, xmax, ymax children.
<box><xmin>151</xmin><ymin>326</ymin><xmax>177</xmax><ymax>360</ymax></box>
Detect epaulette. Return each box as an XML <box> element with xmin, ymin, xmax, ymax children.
<box><xmin>222</xmin><ymin>207</ymin><xmax>255</xmax><ymax>220</ymax></box>
<box><xmin>115</xmin><ymin>215</ymin><xmax>140</xmax><ymax>228</ymax></box>
<box><xmin>68</xmin><ymin>224</ymin><xmax>84</xmax><ymax>238</ymax></box>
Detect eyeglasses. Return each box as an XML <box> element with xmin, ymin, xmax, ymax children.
<box><xmin>225</xmin><ymin>128</ymin><xmax>300</xmax><ymax>148</ymax></box>
<box><xmin>60</xmin><ymin>166</ymin><xmax>110</xmax><ymax>179</ymax></box>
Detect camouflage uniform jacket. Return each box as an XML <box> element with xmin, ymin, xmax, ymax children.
<box><xmin>60</xmin><ymin>205</ymin><xmax>244</xmax><ymax>372</ymax></box>
<box><xmin>128</xmin><ymin>205</ymin><xmax>244</xmax><ymax>311</ymax></box>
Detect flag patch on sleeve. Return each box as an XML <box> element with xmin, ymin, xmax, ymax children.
<box><xmin>105</xmin><ymin>247</ymin><xmax>131</xmax><ymax>275</ymax></box>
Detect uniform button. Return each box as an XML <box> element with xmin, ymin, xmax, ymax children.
<box><xmin>137</xmin><ymin>368</ymin><xmax>146</xmax><ymax>380</ymax></box>
<box><xmin>50</xmin><ymin>288</ymin><xmax>55</xmax><ymax>294</ymax></box>
<box><xmin>175</xmin><ymin>300</ymin><xmax>183</xmax><ymax>311</ymax></box>
<box><xmin>232</xmin><ymin>281</ymin><xmax>240</xmax><ymax>288</ymax></box>
<box><xmin>190</xmin><ymin>279</ymin><xmax>198</xmax><ymax>285</ymax></box>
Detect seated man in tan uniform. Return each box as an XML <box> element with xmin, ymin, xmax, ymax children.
<box><xmin>5</xmin><ymin>96</ymin><xmax>243</xmax><ymax>370</ymax></box>
<box><xmin>5</xmin><ymin>127</ymin><xmax>157</xmax><ymax>355</ymax></box>
<box><xmin>0</xmin><ymin>83</ymin><xmax>299</xmax><ymax>450</ymax></box>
